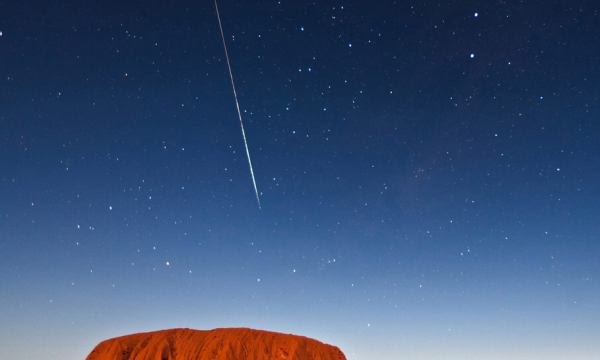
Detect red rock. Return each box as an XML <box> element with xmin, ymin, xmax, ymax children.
<box><xmin>86</xmin><ymin>328</ymin><xmax>347</xmax><ymax>360</ymax></box>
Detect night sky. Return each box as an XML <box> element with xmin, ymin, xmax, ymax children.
<box><xmin>1</xmin><ymin>1</ymin><xmax>599</xmax><ymax>359</ymax></box>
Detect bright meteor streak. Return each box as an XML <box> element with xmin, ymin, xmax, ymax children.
<box><xmin>214</xmin><ymin>0</ymin><xmax>261</xmax><ymax>209</ymax></box>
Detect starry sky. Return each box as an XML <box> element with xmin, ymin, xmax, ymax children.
<box><xmin>1</xmin><ymin>1</ymin><xmax>599</xmax><ymax>359</ymax></box>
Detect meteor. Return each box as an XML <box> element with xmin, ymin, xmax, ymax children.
<box><xmin>214</xmin><ymin>0</ymin><xmax>261</xmax><ymax>209</ymax></box>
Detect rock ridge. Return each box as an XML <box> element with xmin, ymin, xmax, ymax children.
<box><xmin>86</xmin><ymin>327</ymin><xmax>347</xmax><ymax>360</ymax></box>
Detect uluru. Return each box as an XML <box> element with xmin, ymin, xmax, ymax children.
<box><xmin>85</xmin><ymin>328</ymin><xmax>347</xmax><ymax>360</ymax></box>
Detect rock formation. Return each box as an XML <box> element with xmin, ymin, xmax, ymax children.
<box><xmin>86</xmin><ymin>327</ymin><xmax>347</xmax><ymax>360</ymax></box>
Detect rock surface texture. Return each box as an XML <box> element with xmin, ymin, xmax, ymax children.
<box><xmin>86</xmin><ymin>328</ymin><xmax>347</xmax><ymax>360</ymax></box>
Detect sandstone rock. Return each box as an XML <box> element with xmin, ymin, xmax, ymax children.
<box><xmin>86</xmin><ymin>327</ymin><xmax>347</xmax><ymax>360</ymax></box>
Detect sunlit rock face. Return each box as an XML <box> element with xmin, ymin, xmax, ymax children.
<box><xmin>86</xmin><ymin>328</ymin><xmax>347</xmax><ymax>360</ymax></box>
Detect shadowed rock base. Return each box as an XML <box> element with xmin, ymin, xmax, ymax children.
<box><xmin>86</xmin><ymin>328</ymin><xmax>347</xmax><ymax>360</ymax></box>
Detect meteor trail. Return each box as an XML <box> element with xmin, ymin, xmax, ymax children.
<box><xmin>214</xmin><ymin>0</ymin><xmax>261</xmax><ymax>209</ymax></box>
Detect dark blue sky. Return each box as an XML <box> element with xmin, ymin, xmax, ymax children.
<box><xmin>1</xmin><ymin>1</ymin><xmax>599</xmax><ymax>359</ymax></box>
